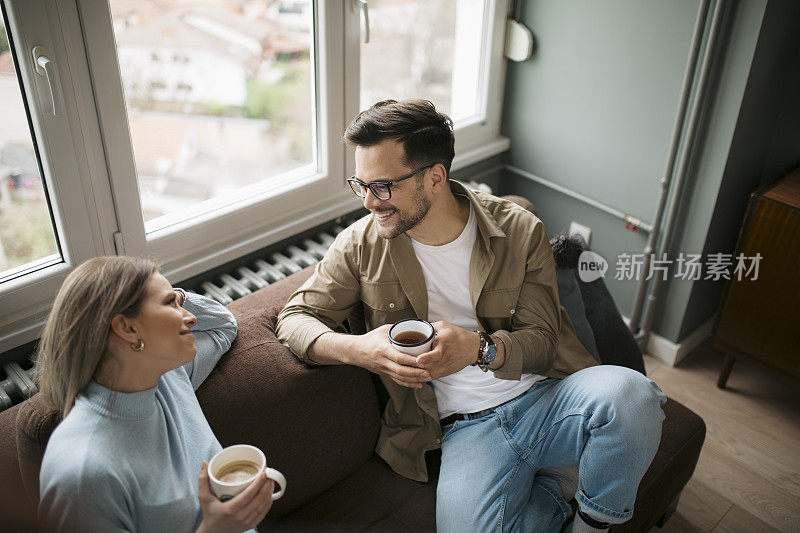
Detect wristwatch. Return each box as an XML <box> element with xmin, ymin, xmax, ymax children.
<box><xmin>473</xmin><ymin>331</ymin><xmax>497</xmax><ymax>372</ymax></box>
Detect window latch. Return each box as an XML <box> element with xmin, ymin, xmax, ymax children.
<box><xmin>31</xmin><ymin>45</ymin><xmax>64</xmax><ymax>117</ymax></box>
<box><xmin>113</xmin><ymin>231</ymin><xmax>126</xmax><ymax>255</ymax></box>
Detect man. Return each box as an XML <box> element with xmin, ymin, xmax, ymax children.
<box><xmin>276</xmin><ymin>100</ymin><xmax>666</xmax><ymax>532</ymax></box>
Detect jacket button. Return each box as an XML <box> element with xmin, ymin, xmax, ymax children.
<box><xmin>389</xmin><ymin>302</ymin><xmax>395</xmax><ymax>309</ymax></box>
<box><xmin>509</xmin><ymin>308</ymin><xmax>516</xmax><ymax>315</ymax></box>
<box><xmin>435</xmin><ymin>438</ymin><xmax>441</xmax><ymax>445</ymax></box>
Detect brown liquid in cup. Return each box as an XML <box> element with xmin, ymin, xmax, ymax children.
<box><xmin>393</xmin><ymin>331</ymin><xmax>428</xmax><ymax>344</ymax></box>
<box><xmin>216</xmin><ymin>460</ymin><xmax>260</xmax><ymax>483</ymax></box>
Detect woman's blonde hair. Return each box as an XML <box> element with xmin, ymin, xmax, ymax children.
<box><xmin>35</xmin><ymin>256</ymin><xmax>159</xmax><ymax>417</ymax></box>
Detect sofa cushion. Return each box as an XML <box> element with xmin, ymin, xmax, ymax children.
<box><xmin>280</xmin><ymin>456</ymin><xmax>437</xmax><ymax>532</ymax></box>
<box><xmin>0</xmin><ymin>400</ymin><xmax>42</xmax><ymax>527</ymax></box>
<box><xmin>196</xmin><ymin>270</ymin><xmax>382</xmax><ymax>521</ymax></box>
<box><xmin>14</xmin><ymin>394</ymin><xmax>60</xmax><ymax>508</ymax></box>
<box><xmin>0</xmin><ymin>403</ymin><xmax>22</xmax><ymax>491</ymax></box>
<box><xmin>556</xmin><ymin>268</ymin><xmax>600</xmax><ymax>361</ymax></box>
<box><xmin>577</xmin><ymin>273</ymin><xmax>646</xmax><ymax>374</ymax></box>
<box><xmin>545</xmin><ymin>230</ymin><xmax>646</xmax><ymax>374</ymax></box>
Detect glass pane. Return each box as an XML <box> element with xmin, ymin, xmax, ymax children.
<box><xmin>360</xmin><ymin>0</ymin><xmax>487</xmax><ymax>124</ymax></box>
<box><xmin>109</xmin><ymin>0</ymin><xmax>316</xmax><ymax>231</ymax></box>
<box><xmin>0</xmin><ymin>9</ymin><xmax>61</xmax><ymax>281</ymax></box>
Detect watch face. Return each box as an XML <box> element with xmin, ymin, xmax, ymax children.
<box><xmin>484</xmin><ymin>344</ymin><xmax>498</xmax><ymax>365</ymax></box>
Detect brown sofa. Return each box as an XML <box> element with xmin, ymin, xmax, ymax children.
<box><xmin>0</xmin><ymin>264</ymin><xmax>705</xmax><ymax>532</ymax></box>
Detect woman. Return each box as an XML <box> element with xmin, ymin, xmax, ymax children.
<box><xmin>36</xmin><ymin>256</ymin><xmax>272</xmax><ymax>532</ymax></box>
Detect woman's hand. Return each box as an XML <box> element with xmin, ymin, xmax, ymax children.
<box><xmin>196</xmin><ymin>461</ymin><xmax>273</xmax><ymax>533</ymax></box>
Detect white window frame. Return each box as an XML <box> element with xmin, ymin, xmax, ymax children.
<box><xmin>0</xmin><ymin>0</ymin><xmax>108</xmax><ymax>353</ymax></box>
<box><xmin>344</xmin><ymin>0</ymin><xmax>511</xmax><ymax>177</ymax></box>
<box><xmin>0</xmin><ymin>0</ymin><xmax>511</xmax><ymax>354</ymax></box>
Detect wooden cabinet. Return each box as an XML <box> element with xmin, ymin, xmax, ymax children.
<box><xmin>713</xmin><ymin>166</ymin><xmax>800</xmax><ymax>389</ymax></box>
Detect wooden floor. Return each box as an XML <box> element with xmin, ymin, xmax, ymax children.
<box><xmin>644</xmin><ymin>340</ymin><xmax>800</xmax><ymax>533</ymax></box>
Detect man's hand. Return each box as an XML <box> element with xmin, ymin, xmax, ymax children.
<box><xmin>415</xmin><ymin>321</ymin><xmax>480</xmax><ymax>380</ymax></box>
<box><xmin>351</xmin><ymin>325</ymin><xmax>431</xmax><ymax>389</ymax></box>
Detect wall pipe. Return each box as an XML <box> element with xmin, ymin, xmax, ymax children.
<box><xmin>628</xmin><ymin>0</ymin><xmax>712</xmax><ymax>336</ymax></box>
<box><xmin>633</xmin><ymin>0</ymin><xmax>728</xmax><ymax>347</ymax></box>
<box><xmin>505</xmin><ymin>165</ymin><xmax>655</xmax><ymax>233</ymax></box>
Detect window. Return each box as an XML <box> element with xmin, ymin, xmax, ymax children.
<box><xmin>0</xmin><ymin>0</ymin><xmax>509</xmax><ymax>353</ymax></box>
<box><xmin>360</xmin><ymin>0</ymin><xmax>488</xmax><ymax>125</ymax></box>
<box><xmin>109</xmin><ymin>0</ymin><xmax>317</xmax><ymax>232</ymax></box>
<box><xmin>0</xmin><ymin>0</ymin><xmax>106</xmax><ymax>352</ymax></box>
<box><xmin>0</xmin><ymin>11</ymin><xmax>60</xmax><ymax>281</ymax></box>
<box><xmin>354</xmin><ymin>0</ymin><xmax>509</xmax><ymax>161</ymax></box>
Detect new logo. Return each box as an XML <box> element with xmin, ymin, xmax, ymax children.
<box><xmin>578</xmin><ymin>251</ymin><xmax>608</xmax><ymax>282</ymax></box>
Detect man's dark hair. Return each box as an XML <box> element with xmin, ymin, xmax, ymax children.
<box><xmin>343</xmin><ymin>99</ymin><xmax>455</xmax><ymax>176</ymax></box>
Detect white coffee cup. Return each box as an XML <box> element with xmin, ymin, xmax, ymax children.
<box><xmin>208</xmin><ymin>444</ymin><xmax>286</xmax><ymax>502</ymax></box>
<box><xmin>388</xmin><ymin>318</ymin><xmax>436</xmax><ymax>356</ymax></box>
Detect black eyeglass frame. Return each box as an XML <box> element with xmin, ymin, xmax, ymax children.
<box><xmin>347</xmin><ymin>164</ymin><xmax>436</xmax><ymax>200</ymax></box>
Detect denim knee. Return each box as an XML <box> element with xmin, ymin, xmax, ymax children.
<box><xmin>593</xmin><ymin>365</ymin><xmax>663</xmax><ymax>399</ymax></box>
<box><xmin>582</xmin><ymin>366</ymin><xmax>666</xmax><ymax>430</ymax></box>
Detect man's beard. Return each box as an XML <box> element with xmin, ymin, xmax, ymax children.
<box><xmin>374</xmin><ymin>187</ymin><xmax>431</xmax><ymax>239</ymax></box>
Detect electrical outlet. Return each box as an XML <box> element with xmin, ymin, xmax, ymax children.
<box><xmin>569</xmin><ymin>221</ymin><xmax>591</xmax><ymax>246</ymax></box>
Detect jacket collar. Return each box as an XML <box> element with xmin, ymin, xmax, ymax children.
<box><xmin>449</xmin><ymin>180</ymin><xmax>506</xmax><ymax>246</ymax></box>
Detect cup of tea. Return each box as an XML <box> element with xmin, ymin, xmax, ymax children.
<box><xmin>208</xmin><ymin>444</ymin><xmax>286</xmax><ymax>502</ymax></box>
<box><xmin>388</xmin><ymin>318</ymin><xmax>435</xmax><ymax>356</ymax></box>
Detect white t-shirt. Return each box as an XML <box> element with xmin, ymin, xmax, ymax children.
<box><xmin>410</xmin><ymin>203</ymin><xmax>543</xmax><ymax>418</ymax></box>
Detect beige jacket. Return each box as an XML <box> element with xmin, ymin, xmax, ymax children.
<box><xmin>276</xmin><ymin>181</ymin><xmax>597</xmax><ymax>481</ymax></box>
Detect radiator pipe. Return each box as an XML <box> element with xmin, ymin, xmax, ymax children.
<box><xmin>633</xmin><ymin>0</ymin><xmax>728</xmax><ymax>347</ymax></box>
<box><xmin>628</xmin><ymin>0</ymin><xmax>712</xmax><ymax>336</ymax></box>
<box><xmin>504</xmin><ymin>165</ymin><xmax>655</xmax><ymax>233</ymax></box>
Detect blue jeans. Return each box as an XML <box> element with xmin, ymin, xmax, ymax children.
<box><xmin>436</xmin><ymin>365</ymin><xmax>667</xmax><ymax>532</ymax></box>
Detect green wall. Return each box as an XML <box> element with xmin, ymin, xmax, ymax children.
<box><xmin>499</xmin><ymin>0</ymin><xmax>774</xmax><ymax>343</ymax></box>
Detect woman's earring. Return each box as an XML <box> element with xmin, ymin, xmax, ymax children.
<box><xmin>131</xmin><ymin>339</ymin><xmax>145</xmax><ymax>352</ymax></box>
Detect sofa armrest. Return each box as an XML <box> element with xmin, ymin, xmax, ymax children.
<box><xmin>196</xmin><ymin>269</ymin><xmax>382</xmax><ymax>521</ymax></box>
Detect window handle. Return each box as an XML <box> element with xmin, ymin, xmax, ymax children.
<box><xmin>31</xmin><ymin>45</ymin><xmax>63</xmax><ymax>117</ymax></box>
<box><xmin>356</xmin><ymin>0</ymin><xmax>370</xmax><ymax>43</ymax></box>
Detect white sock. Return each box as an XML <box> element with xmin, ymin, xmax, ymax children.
<box><xmin>568</xmin><ymin>510</ymin><xmax>610</xmax><ymax>533</ymax></box>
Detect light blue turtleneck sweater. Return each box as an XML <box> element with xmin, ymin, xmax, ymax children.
<box><xmin>39</xmin><ymin>292</ymin><xmax>244</xmax><ymax>532</ymax></box>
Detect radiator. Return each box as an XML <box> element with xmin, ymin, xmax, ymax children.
<box><xmin>1</xmin><ymin>359</ymin><xmax>36</xmax><ymax>410</ymax></box>
<box><xmin>197</xmin><ymin>218</ymin><xmax>355</xmax><ymax>305</ymax></box>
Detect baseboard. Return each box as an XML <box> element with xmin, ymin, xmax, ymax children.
<box><xmin>622</xmin><ymin>316</ymin><xmax>716</xmax><ymax>367</ymax></box>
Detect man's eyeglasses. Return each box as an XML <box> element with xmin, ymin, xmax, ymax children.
<box><xmin>347</xmin><ymin>164</ymin><xmax>435</xmax><ymax>201</ymax></box>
